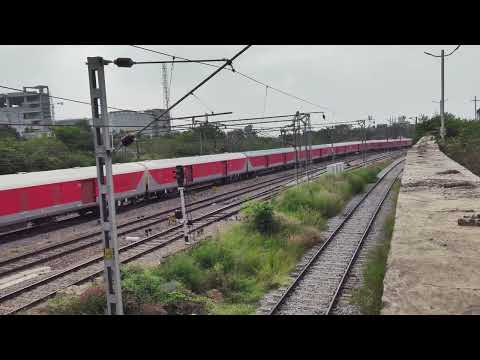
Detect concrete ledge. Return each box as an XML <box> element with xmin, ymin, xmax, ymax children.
<box><xmin>381</xmin><ymin>136</ymin><xmax>480</xmax><ymax>315</ymax></box>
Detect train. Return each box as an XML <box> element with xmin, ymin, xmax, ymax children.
<box><xmin>0</xmin><ymin>138</ymin><xmax>411</xmax><ymax>229</ymax></box>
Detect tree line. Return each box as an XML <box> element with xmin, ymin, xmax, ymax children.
<box><xmin>0</xmin><ymin>118</ymin><xmax>415</xmax><ymax>175</ymax></box>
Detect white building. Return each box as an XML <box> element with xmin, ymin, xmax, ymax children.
<box><xmin>55</xmin><ymin>109</ymin><xmax>171</xmax><ymax>137</ymax></box>
<box><xmin>107</xmin><ymin>108</ymin><xmax>171</xmax><ymax>136</ymax></box>
<box><xmin>0</xmin><ymin>85</ymin><xmax>53</xmax><ymax>138</ymax></box>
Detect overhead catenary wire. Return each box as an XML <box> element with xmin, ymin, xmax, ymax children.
<box><xmin>191</xmin><ymin>93</ymin><xmax>215</xmax><ymax>114</ymax></box>
<box><xmin>124</xmin><ymin>45</ymin><xmax>251</xmax><ymax>147</ymax></box>
<box><xmin>130</xmin><ymin>45</ymin><xmax>331</xmax><ymax>112</ymax></box>
<box><xmin>0</xmin><ymin>111</ymin><xmax>234</xmax><ymax>129</ymax></box>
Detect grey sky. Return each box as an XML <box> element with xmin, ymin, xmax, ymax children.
<box><xmin>1</xmin><ymin>45</ymin><xmax>478</xmax><ymax>133</ymax></box>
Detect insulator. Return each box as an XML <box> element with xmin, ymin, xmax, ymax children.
<box><xmin>114</xmin><ymin>58</ymin><xmax>135</xmax><ymax>68</ymax></box>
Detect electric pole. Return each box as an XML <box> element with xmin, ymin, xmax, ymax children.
<box><xmin>425</xmin><ymin>45</ymin><xmax>461</xmax><ymax>142</ymax></box>
<box><xmin>293</xmin><ymin>112</ymin><xmax>300</xmax><ymax>185</ymax></box>
<box><xmin>358</xmin><ymin>119</ymin><xmax>367</xmax><ymax>166</ymax></box>
<box><xmin>440</xmin><ymin>49</ymin><xmax>445</xmax><ymax>140</ymax></box>
<box><xmin>87</xmin><ymin>57</ymin><xmax>124</xmax><ymax>315</ymax></box>
<box><xmin>175</xmin><ymin>165</ymin><xmax>190</xmax><ymax>244</ymax></box>
<box><xmin>472</xmin><ymin>96</ymin><xmax>478</xmax><ymax>120</ymax></box>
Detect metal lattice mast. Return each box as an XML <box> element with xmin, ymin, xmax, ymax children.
<box><xmin>87</xmin><ymin>57</ymin><xmax>124</xmax><ymax>315</ymax></box>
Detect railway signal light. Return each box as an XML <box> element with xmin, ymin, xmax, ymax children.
<box><xmin>175</xmin><ymin>165</ymin><xmax>185</xmax><ymax>187</ymax></box>
<box><xmin>121</xmin><ymin>134</ymin><xmax>135</xmax><ymax>147</ymax></box>
<box><xmin>175</xmin><ymin>209</ymin><xmax>183</xmax><ymax>219</ymax></box>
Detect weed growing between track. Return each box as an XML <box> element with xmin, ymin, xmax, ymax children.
<box><xmin>350</xmin><ymin>179</ymin><xmax>400</xmax><ymax>315</ymax></box>
<box><xmin>43</xmin><ymin>161</ymin><xmax>390</xmax><ymax>315</ymax></box>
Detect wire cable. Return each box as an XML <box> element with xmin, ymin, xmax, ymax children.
<box><xmin>262</xmin><ymin>85</ymin><xmax>268</xmax><ymax>119</ymax></box>
<box><xmin>130</xmin><ymin>45</ymin><xmax>331</xmax><ymax>111</ymax></box>
<box><xmin>191</xmin><ymin>93</ymin><xmax>215</xmax><ymax>114</ymax></box>
<box><xmin>125</xmin><ymin>45</ymin><xmax>251</xmax><ymax>146</ymax></box>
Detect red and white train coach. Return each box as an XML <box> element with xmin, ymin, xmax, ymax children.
<box><xmin>0</xmin><ymin>163</ymin><xmax>147</xmax><ymax>227</ymax></box>
<box><xmin>142</xmin><ymin>152</ymin><xmax>248</xmax><ymax>192</ymax></box>
<box><xmin>0</xmin><ymin>138</ymin><xmax>411</xmax><ymax>228</ymax></box>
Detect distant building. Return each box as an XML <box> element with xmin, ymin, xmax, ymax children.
<box><xmin>55</xmin><ymin>109</ymin><xmax>171</xmax><ymax>137</ymax></box>
<box><xmin>107</xmin><ymin>108</ymin><xmax>171</xmax><ymax>136</ymax></box>
<box><xmin>0</xmin><ymin>85</ymin><xmax>53</xmax><ymax>138</ymax></box>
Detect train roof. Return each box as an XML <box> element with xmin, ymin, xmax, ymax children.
<box><xmin>242</xmin><ymin>147</ymin><xmax>297</xmax><ymax>156</ymax></box>
<box><xmin>140</xmin><ymin>152</ymin><xmax>247</xmax><ymax>169</ymax></box>
<box><xmin>0</xmin><ymin>162</ymin><xmax>147</xmax><ymax>191</ymax></box>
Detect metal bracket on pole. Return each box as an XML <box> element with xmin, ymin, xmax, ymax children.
<box><xmin>179</xmin><ymin>187</ymin><xmax>190</xmax><ymax>243</ymax></box>
<box><xmin>87</xmin><ymin>57</ymin><xmax>124</xmax><ymax>315</ymax></box>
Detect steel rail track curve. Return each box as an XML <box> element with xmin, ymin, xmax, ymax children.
<box><xmin>268</xmin><ymin>158</ymin><xmax>404</xmax><ymax>315</ymax></box>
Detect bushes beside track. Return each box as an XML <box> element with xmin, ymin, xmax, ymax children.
<box><xmin>43</xmin><ymin>162</ymin><xmax>389</xmax><ymax>315</ymax></box>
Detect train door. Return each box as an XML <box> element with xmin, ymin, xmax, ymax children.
<box><xmin>184</xmin><ymin>165</ymin><xmax>193</xmax><ymax>185</ymax></box>
<box><xmin>81</xmin><ymin>179</ymin><xmax>96</xmax><ymax>204</ymax></box>
<box><xmin>221</xmin><ymin>161</ymin><xmax>228</xmax><ymax>177</ymax></box>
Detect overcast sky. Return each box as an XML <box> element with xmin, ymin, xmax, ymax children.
<box><xmin>1</xmin><ymin>45</ymin><xmax>479</xmax><ymax>133</ymax></box>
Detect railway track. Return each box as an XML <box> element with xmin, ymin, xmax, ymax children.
<box><xmin>0</xmin><ymin>152</ymin><xmax>398</xmax><ymax>280</ymax></box>
<box><xmin>265</xmin><ymin>158</ymin><xmax>404</xmax><ymax>315</ymax></box>
<box><xmin>0</xmin><ymin>152</ymin><xmax>402</xmax><ymax>315</ymax></box>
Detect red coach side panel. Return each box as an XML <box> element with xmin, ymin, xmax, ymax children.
<box><xmin>285</xmin><ymin>152</ymin><xmax>295</xmax><ymax>163</ymax></box>
<box><xmin>112</xmin><ymin>172</ymin><xmax>144</xmax><ymax>194</ymax></box>
<box><xmin>149</xmin><ymin>168</ymin><xmax>175</xmax><ymax>187</ymax></box>
<box><xmin>193</xmin><ymin>161</ymin><xmax>224</xmax><ymax>181</ymax></box>
<box><xmin>268</xmin><ymin>153</ymin><xmax>284</xmax><ymax>167</ymax></box>
<box><xmin>227</xmin><ymin>158</ymin><xmax>247</xmax><ymax>174</ymax></box>
<box><xmin>0</xmin><ymin>189</ymin><xmax>20</xmax><ymax>216</ymax></box>
<box><xmin>249</xmin><ymin>155</ymin><xmax>268</xmax><ymax>169</ymax></box>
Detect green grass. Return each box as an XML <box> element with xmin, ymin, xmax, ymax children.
<box><xmin>350</xmin><ymin>180</ymin><xmax>400</xmax><ymax>315</ymax></box>
<box><xmin>44</xmin><ymin>161</ymin><xmax>391</xmax><ymax>315</ymax></box>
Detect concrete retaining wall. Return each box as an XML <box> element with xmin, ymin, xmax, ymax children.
<box><xmin>381</xmin><ymin>136</ymin><xmax>480</xmax><ymax>315</ymax></box>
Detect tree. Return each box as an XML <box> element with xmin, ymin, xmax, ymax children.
<box><xmin>0</xmin><ymin>125</ymin><xmax>20</xmax><ymax>139</ymax></box>
<box><xmin>52</xmin><ymin>119</ymin><xmax>93</xmax><ymax>152</ymax></box>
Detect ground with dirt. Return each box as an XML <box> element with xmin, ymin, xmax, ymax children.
<box><xmin>382</xmin><ymin>136</ymin><xmax>480</xmax><ymax>315</ymax></box>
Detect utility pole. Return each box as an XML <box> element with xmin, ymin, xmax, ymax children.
<box><xmin>359</xmin><ymin>119</ymin><xmax>366</xmax><ymax>166</ymax></box>
<box><xmin>425</xmin><ymin>45</ymin><xmax>461</xmax><ymax>142</ymax></box>
<box><xmin>298</xmin><ymin>113</ymin><xmax>310</xmax><ymax>182</ymax></box>
<box><xmin>175</xmin><ymin>165</ymin><xmax>190</xmax><ymax>244</ymax></box>
<box><xmin>87</xmin><ymin>57</ymin><xmax>124</xmax><ymax>315</ymax></box>
<box><xmin>293</xmin><ymin>112</ymin><xmax>300</xmax><ymax>185</ymax></box>
<box><xmin>307</xmin><ymin>114</ymin><xmax>312</xmax><ymax>181</ymax></box>
<box><xmin>472</xmin><ymin>96</ymin><xmax>478</xmax><ymax>120</ymax></box>
<box><xmin>440</xmin><ymin>49</ymin><xmax>445</xmax><ymax>140</ymax></box>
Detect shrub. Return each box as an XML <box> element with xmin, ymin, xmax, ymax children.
<box><xmin>345</xmin><ymin>173</ymin><xmax>366</xmax><ymax>194</ymax></box>
<box><xmin>45</xmin><ymin>286</ymin><xmax>106</xmax><ymax>315</ymax></box>
<box><xmin>243</xmin><ymin>201</ymin><xmax>279</xmax><ymax>234</ymax></box>
<box><xmin>156</xmin><ymin>254</ymin><xmax>206</xmax><ymax>293</ymax></box>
